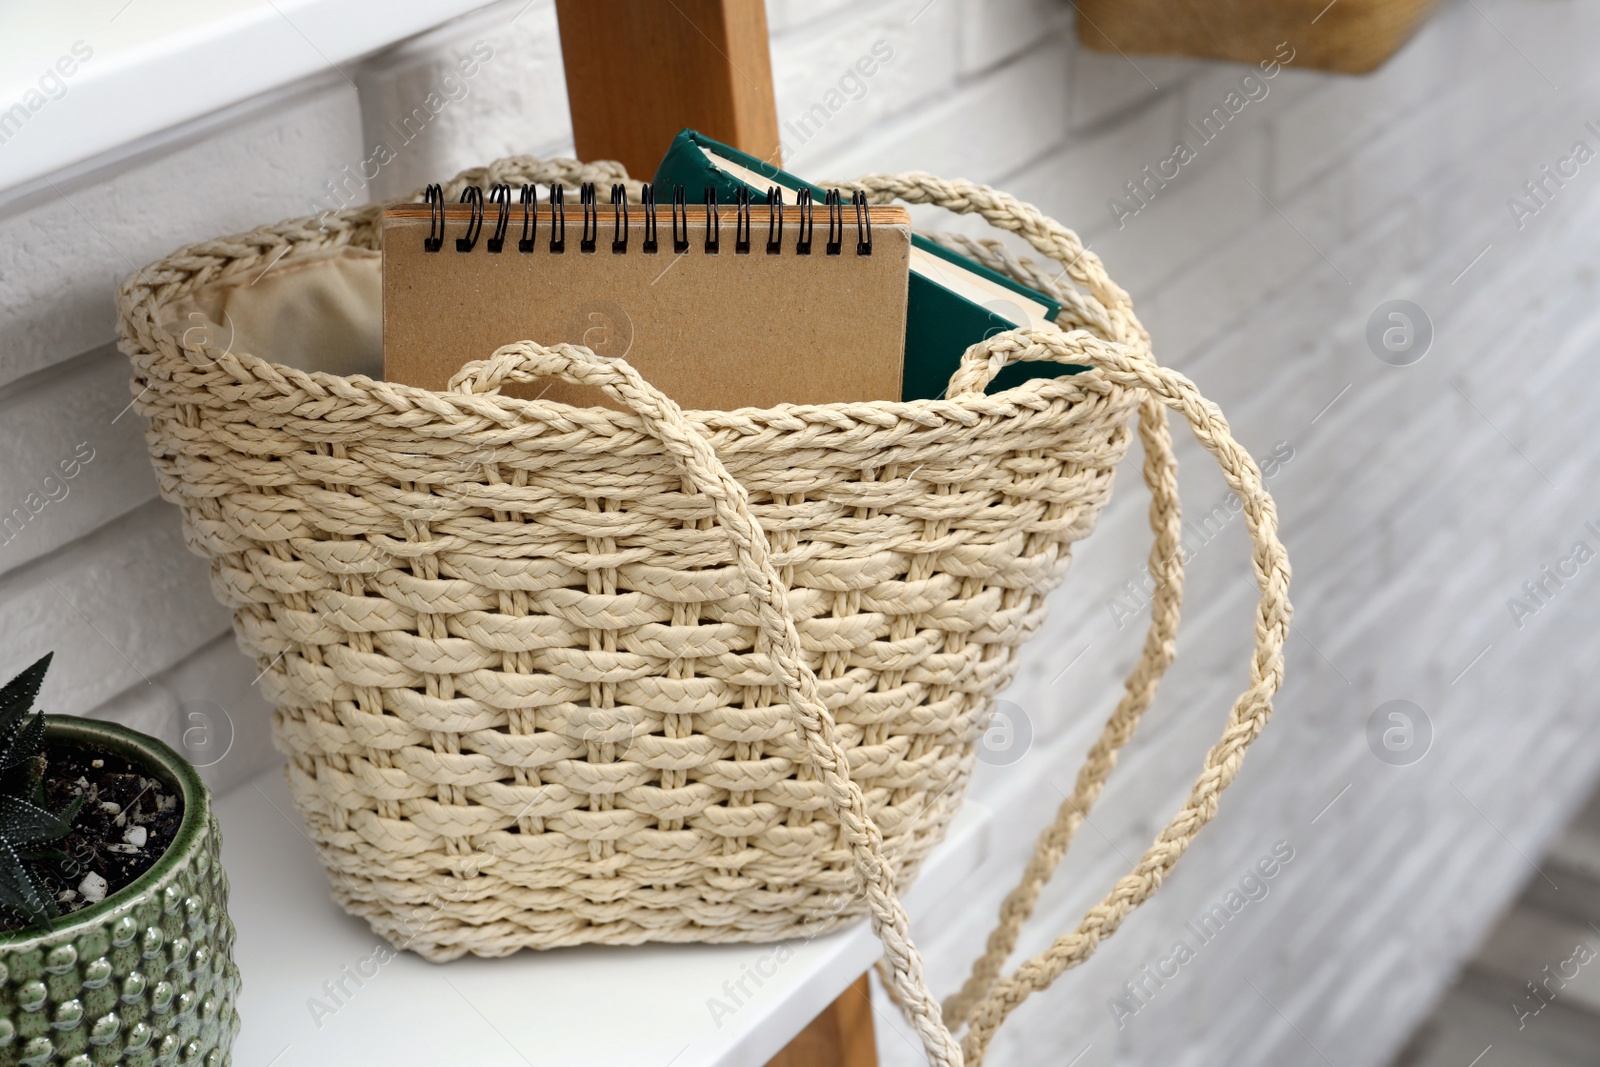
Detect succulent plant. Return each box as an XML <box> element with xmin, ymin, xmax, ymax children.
<box><xmin>0</xmin><ymin>654</ymin><xmax>83</xmax><ymax>927</ymax></box>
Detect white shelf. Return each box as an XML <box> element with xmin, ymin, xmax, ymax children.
<box><xmin>0</xmin><ymin>0</ymin><xmax>497</xmax><ymax>193</ymax></box>
<box><xmin>216</xmin><ymin>764</ymin><xmax>989</xmax><ymax>1067</ymax></box>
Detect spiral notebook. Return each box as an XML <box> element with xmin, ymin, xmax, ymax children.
<box><xmin>382</xmin><ymin>183</ymin><xmax>911</xmax><ymax>411</ymax></box>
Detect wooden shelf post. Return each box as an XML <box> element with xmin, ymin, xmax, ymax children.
<box><xmin>554</xmin><ymin>0</ymin><xmax>781</xmax><ymax>180</ymax></box>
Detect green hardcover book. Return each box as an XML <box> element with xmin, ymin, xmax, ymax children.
<box><xmin>653</xmin><ymin>129</ymin><xmax>1085</xmax><ymax>401</ymax></box>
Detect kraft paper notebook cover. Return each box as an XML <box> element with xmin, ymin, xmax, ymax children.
<box><xmin>382</xmin><ymin>184</ymin><xmax>911</xmax><ymax>411</ymax></box>
<box><xmin>653</xmin><ymin>128</ymin><xmax>1086</xmax><ymax>400</ymax></box>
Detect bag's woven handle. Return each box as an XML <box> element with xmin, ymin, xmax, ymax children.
<box><xmin>937</xmin><ymin>327</ymin><xmax>1290</xmax><ymax>1064</ymax></box>
<box><xmin>450</xmin><ymin>341</ymin><xmax>965</xmax><ymax>1064</ymax></box>
<box><xmin>938</xmin><ymin>328</ymin><xmax>1188</xmax><ymax>1047</ymax></box>
<box><xmin>838</xmin><ymin>173</ymin><xmax>1289</xmax><ymax>1062</ymax></box>
<box><xmin>448</xmin><ymin>327</ymin><xmax>1289</xmax><ymax>1066</ymax></box>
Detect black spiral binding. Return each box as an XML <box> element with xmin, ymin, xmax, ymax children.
<box><xmin>611</xmin><ymin>184</ymin><xmax>629</xmax><ymax>253</ymax></box>
<box><xmin>703</xmin><ymin>188</ymin><xmax>720</xmax><ymax>254</ymax></box>
<box><xmin>579</xmin><ymin>183</ymin><xmax>599</xmax><ymax>253</ymax></box>
<box><xmin>456</xmin><ymin>186</ymin><xmax>484</xmax><ymax>252</ymax></box>
<box><xmin>853</xmin><ymin>190</ymin><xmax>872</xmax><ymax>256</ymax></box>
<box><xmin>424</xmin><ymin>184</ymin><xmax>445</xmax><ymax>252</ymax></box>
<box><xmin>518</xmin><ymin>184</ymin><xmax>537</xmax><ymax>253</ymax></box>
<box><xmin>824</xmin><ymin>189</ymin><xmax>844</xmax><ymax>257</ymax></box>
<box><xmin>549</xmin><ymin>185</ymin><xmax>565</xmax><ymax>253</ymax></box>
<box><xmin>420</xmin><ymin>183</ymin><xmax>874</xmax><ymax>256</ymax></box>
<box><xmin>641</xmin><ymin>184</ymin><xmax>659</xmax><ymax>253</ymax></box>
<box><xmin>672</xmin><ymin>186</ymin><xmax>690</xmax><ymax>254</ymax></box>
<box><xmin>766</xmin><ymin>187</ymin><xmax>784</xmax><ymax>255</ymax></box>
<box><xmin>734</xmin><ymin>187</ymin><xmax>752</xmax><ymax>255</ymax></box>
<box><xmin>486</xmin><ymin>185</ymin><xmax>511</xmax><ymax>253</ymax></box>
<box><xmin>796</xmin><ymin>188</ymin><xmax>814</xmax><ymax>255</ymax></box>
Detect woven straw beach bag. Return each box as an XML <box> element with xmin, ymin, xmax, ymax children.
<box><xmin>117</xmin><ymin>156</ymin><xmax>1289</xmax><ymax>1066</ymax></box>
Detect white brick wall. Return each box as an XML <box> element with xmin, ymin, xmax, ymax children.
<box><xmin>759</xmin><ymin>2</ymin><xmax>1600</xmax><ymax>1065</ymax></box>
<box><xmin>0</xmin><ymin>75</ymin><xmax>363</xmax><ymax>793</ymax></box>
<box><xmin>351</xmin><ymin>0</ymin><xmax>573</xmax><ymax>201</ymax></box>
<box><xmin>5</xmin><ymin>1</ymin><xmax>1600</xmax><ymax>1064</ymax></box>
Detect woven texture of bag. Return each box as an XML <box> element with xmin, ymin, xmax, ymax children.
<box><xmin>1075</xmin><ymin>0</ymin><xmax>1439</xmax><ymax>74</ymax></box>
<box><xmin>118</xmin><ymin>157</ymin><xmax>1290</xmax><ymax>1067</ymax></box>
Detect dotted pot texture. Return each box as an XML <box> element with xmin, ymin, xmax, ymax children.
<box><xmin>0</xmin><ymin>718</ymin><xmax>241</xmax><ymax>1067</ymax></box>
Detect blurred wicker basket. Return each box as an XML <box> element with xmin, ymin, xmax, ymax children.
<box><xmin>1075</xmin><ymin>0</ymin><xmax>1440</xmax><ymax>74</ymax></box>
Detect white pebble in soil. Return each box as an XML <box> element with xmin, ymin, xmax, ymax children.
<box><xmin>79</xmin><ymin>872</ymin><xmax>108</xmax><ymax>904</ymax></box>
<box><xmin>122</xmin><ymin>825</ymin><xmax>147</xmax><ymax>848</ymax></box>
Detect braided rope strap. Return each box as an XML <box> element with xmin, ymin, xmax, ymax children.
<box><xmin>843</xmin><ymin>174</ymin><xmax>1290</xmax><ymax>1064</ymax></box>
<box><xmin>943</xmin><ymin>330</ymin><xmax>1290</xmax><ymax>1065</ymax></box>
<box><xmin>449</xmin><ymin>341</ymin><xmax>964</xmax><ymax>1064</ymax></box>
<box><xmin>450</xmin><ymin>311</ymin><xmax>1289</xmax><ymax>1067</ymax></box>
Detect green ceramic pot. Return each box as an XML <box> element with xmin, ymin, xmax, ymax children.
<box><xmin>0</xmin><ymin>717</ymin><xmax>240</xmax><ymax>1067</ymax></box>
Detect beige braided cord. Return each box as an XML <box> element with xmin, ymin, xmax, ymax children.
<box><xmin>944</xmin><ymin>328</ymin><xmax>1291</xmax><ymax>1065</ymax></box>
<box><xmin>447</xmin><ymin>341</ymin><xmax>964</xmax><ymax>1066</ymax></box>
<box><xmin>919</xmin><ymin>231</ymin><xmax>1116</xmax><ymax>339</ymax></box>
<box><xmin>922</xmin><ymin>191</ymin><xmax>1190</xmax><ymax>1033</ymax></box>
<box><xmin>939</xmin><ymin>385</ymin><xmax>1183</xmax><ymax>1030</ymax></box>
<box><xmin>446</xmin><ymin>315</ymin><xmax>1289</xmax><ymax>1067</ymax></box>
<box><xmin>826</xmin><ymin>174</ymin><xmax>1289</xmax><ymax>1063</ymax></box>
<box><xmin>924</xmin><ymin>214</ymin><xmax>1185</xmax><ymax>1029</ymax></box>
<box><xmin>841</xmin><ymin>172</ymin><xmax>1148</xmax><ymax>355</ymax></box>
